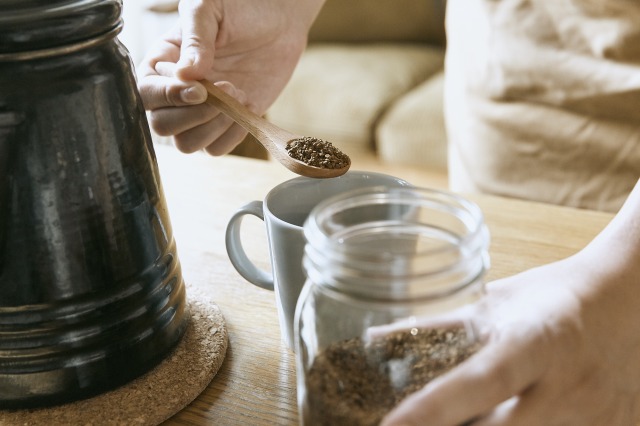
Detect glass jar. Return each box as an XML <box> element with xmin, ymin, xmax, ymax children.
<box><xmin>295</xmin><ymin>186</ymin><xmax>490</xmax><ymax>426</ymax></box>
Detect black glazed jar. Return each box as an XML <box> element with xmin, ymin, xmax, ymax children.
<box><xmin>0</xmin><ymin>0</ymin><xmax>188</xmax><ymax>408</ymax></box>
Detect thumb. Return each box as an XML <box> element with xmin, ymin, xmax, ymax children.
<box><xmin>175</xmin><ymin>0</ymin><xmax>219</xmax><ymax>81</ymax></box>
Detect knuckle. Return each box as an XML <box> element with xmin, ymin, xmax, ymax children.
<box><xmin>192</xmin><ymin>104</ymin><xmax>215</xmax><ymax>123</ymax></box>
<box><xmin>173</xmin><ymin>134</ymin><xmax>201</xmax><ymax>154</ymax></box>
<box><xmin>148</xmin><ymin>114</ymin><xmax>171</xmax><ymax>136</ymax></box>
<box><xmin>163</xmin><ymin>85</ymin><xmax>183</xmax><ymax>106</ymax></box>
<box><xmin>137</xmin><ymin>83</ymin><xmax>153</xmax><ymax>109</ymax></box>
<box><xmin>149</xmin><ymin>113</ymin><xmax>169</xmax><ymax>136</ymax></box>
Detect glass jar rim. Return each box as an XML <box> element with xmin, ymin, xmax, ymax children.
<box><xmin>302</xmin><ymin>186</ymin><xmax>490</xmax><ymax>301</ymax></box>
<box><xmin>304</xmin><ymin>185</ymin><xmax>487</xmax><ymax>255</ymax></box>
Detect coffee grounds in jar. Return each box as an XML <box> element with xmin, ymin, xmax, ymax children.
<box><xmin>286</xmin><ymin>136</ymin><xmax>350</xmax><ymax>169</ymax></box>
<box><xmin>303</xmin><ymin>326</ymin><xmax>481</xmax><ymax>426</ymax></box>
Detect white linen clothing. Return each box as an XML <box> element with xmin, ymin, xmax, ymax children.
<box><xmin>445</xmin><ymin>0</ymin><xmax>640</xmax><ymax>212</ymax></box>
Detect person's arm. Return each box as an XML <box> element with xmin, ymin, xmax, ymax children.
<box><xmin>382</xmin><ymin>178</ymin><xmax>640</xmax><ymax>425</ymax></box>
<box><xmin>137</xmin><ymin>0</ymin><xmax>326</xmax><ymax>155</ymax></box>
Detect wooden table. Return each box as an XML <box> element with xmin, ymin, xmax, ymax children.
<box><xmin>154</xmin><ymin>144</ymin><xmax>614</xmax><ymax>425</ymax></box>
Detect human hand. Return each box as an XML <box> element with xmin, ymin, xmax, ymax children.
<box><xmin>136</xmin><ymin>0</ymin><xmax>324</xmax><ymax>155</ymax></box>
<box><xmin>381</xmin><ymin>247</ymin><xmax>640</xmax><ymax>425</ymax></box>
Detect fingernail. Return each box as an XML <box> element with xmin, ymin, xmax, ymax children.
<box><xmin>180</xmin><ymin>86</ymin><xmax>206</xmax><ymax>104</ymax></box>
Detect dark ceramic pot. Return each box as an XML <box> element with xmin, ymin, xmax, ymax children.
<box><xmin>0</xmin><ymin>0</ymin><xmax>188</xmax><ymax>408</ymax></box>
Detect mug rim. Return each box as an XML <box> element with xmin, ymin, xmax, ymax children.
<box><xmin>263</xmin><ymin>170</ymin><xmax>411</xmax><ymax>229</ymax></box>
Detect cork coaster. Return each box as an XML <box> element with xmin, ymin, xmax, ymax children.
<box><xmin>0</xmin><ymin>287</ymin><xmax>228</xmax><ymax>425</ymax></box>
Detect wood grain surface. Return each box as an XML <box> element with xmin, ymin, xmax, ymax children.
<box><xmin>154</xmin><ymin>144</ymin><xmax>614</xmax><ymax>425</ymax></box>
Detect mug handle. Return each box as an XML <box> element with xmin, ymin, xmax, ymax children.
<box><xmin>225</xmin><ymin>200</ymin><xmax>274</xmax><ymax>291</ymax></box>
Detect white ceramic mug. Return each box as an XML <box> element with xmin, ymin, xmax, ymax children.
<box><xmin>225</xmin><ymin>171</ymin><xmax>411</xmax><ymax>350</ymax></box>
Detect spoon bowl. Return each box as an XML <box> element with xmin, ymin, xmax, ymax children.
<box><xmin>202</xmin><ymin>80</ymin><xmax>350</xmax><ymax>179</ymax></box>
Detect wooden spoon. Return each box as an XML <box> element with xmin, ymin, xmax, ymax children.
<box><xmin>201</xmin><ymin>80</ymin><xmax>350</xmax><ymax>179</ymax></box>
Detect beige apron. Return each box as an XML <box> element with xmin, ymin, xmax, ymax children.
<box><xmin>445</xmin><ymin>0</ymin><xmax>640</xmax><ymax>212</ymax></box>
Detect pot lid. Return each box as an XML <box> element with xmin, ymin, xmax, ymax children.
<box><xmin>0</xmin><ymin>0</ymin><xmax>122</xmax><ymax>55</ymax></box>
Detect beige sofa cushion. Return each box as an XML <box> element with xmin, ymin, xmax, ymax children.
<box><xmin>376</xmin><ymin>72</ymin><xmax>447</xmax><ymax>172</ymax></box>
<box><xmin>266</xmin><ymin>43</ymin><xmax>445</xmax><ymax>157</ymax></box>
<box><xmin>309</xmin><ymin>0</ymin><xmax>446</xmax><ymax>45</ymax></box>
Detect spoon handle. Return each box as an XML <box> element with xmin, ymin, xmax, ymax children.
<box><xmin>199</xmin><ymin>79</ymin><xmax>350</xmax><ymax>179</ymax></box>
<box><xmin>201</xmin><ymin>80</ymin><xmax>291</xmax><ymax>155</ymax></box>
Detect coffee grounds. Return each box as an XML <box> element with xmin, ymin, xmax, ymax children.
<box><xmin>286</xmin><ymin>136</ymin><xmax>350</xmax><ymax>169</ymax></box>
<box><xmin>303</xmin><ymin>326</ymin><xmax>481</xmax><ymax>426</ymax></box>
